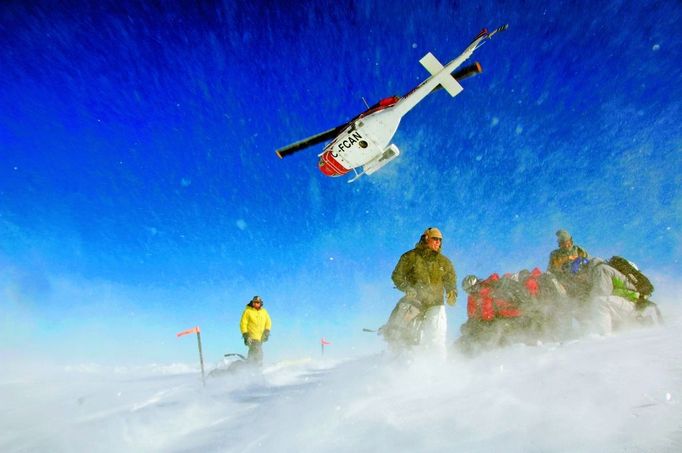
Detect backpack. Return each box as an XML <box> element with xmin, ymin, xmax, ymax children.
<box><xmin>466</xmin><ymin>274</ymin><xmax>523</xmax><ymax>321</ymax></box>
<box><xmin>607</xmin><ymin>256</ymin><xmax>654</xmax><ymax>298</ymax></box>
<box><xmin>380</xmin><ymin>297</ymin><xmax>424</xmax><ymax>345</ymax></box>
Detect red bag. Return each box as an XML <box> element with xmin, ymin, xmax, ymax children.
<box><xmin>467</xmin><ymin>274</ymin><xmax>522</xmax><ymax>321</ymax></box>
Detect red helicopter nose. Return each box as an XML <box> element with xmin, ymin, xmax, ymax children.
<box><xmin>318</xmin><ymin>151</ymin><xmax>350</xmax><ymax>177</ymax></box>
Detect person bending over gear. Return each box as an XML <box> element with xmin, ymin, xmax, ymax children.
<box><xmin>576</xmin><ymin>258</ymin><xmax>657</xmax><ymax>335</ymax></box>
<box><xmin>383</xmin><ymin>227</ymin><xmax>457</xmax><ymax>349</ymax></box>
<box><xmin>239</xmin><ymin>295</ymin><xmax>272</xmax><ymax>366</ymax></box>
<box><xmin>548</xmin><ymin>229</ymin><xmax>588</xmax><ymax>274</ymax></box>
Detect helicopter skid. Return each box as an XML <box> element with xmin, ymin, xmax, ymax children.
<box><xmin>364</xmin><ymin>144</ymin><xmax>400</xmax><ymax>175</ymax></box>
<box><xmin>347</xmin><ymin>144</ymin><xmax>401</xmax><ymax>182</ymax></box>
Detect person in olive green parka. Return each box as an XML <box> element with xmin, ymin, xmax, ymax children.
<box><xmin>391</xmin><ymin>227</ymin><xmax>457</xmax><ymax>308</ymax></box>
<box><xmin>382</xmin><ymin>227</ymin><xmax>457</xmax><ymax>348</ymax></box>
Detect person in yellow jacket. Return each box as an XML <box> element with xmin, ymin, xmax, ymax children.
<box><xmin>240</xmin><ymin>295</ymin><xmax>272</xmax><ymax>365</ymax></box>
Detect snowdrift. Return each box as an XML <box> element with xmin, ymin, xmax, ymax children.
<box><xmin>2</xmin><ymin>314</ymin><xmax>681</xmax><ymax>452</ymax></box>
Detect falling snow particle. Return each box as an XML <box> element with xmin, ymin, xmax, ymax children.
<box><xmin>412</xmin><ymin>43</ymin><xmax>417</xmax><ymax>48</ymax></box>
<box><xmin>666</xmin><ymin>392</ymin><xmax>672</xmax><ymax>401</ymax></box>
<box><xmin>180</xmin><ymin>177</ymin><xmax>191</xmax><ymax>187</ymax></box>
<box><xmin>236</xmin><ymin>219</ymin><xmax>247</xmax><ymax>230</ymax></box>
<box><xmin>652</xmin><ymin>44</ymin><xmax>660</xmax><ymax>51</ymax></box>
<box><xmin>491</xmin><ymin>117</ymin><xmax>499</xmax><ymax>127</ymax></box>
<box><xmin>515</xmin><ymin>125</ymin><xmax>524</xmax><ymax>134</ymax></box>
<box><xmin>475</xmin><ymin>155</ymin><xmax>483</xmax><ymax>161</ymax></box>
<box><xmin>329</xmin><ymin>257</ymin><xmax>334</xmax><ymax>261</ymax></box>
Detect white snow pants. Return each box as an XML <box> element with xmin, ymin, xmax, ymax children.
<box><xmin>592</xmin><ymin>295</ymin><xmax>636</xmax><ymax>335</ymax></box>
<box><xmin>418</xmin><ymin>305</ymin><xmax>447</xmax><ymax>359</ymax></box>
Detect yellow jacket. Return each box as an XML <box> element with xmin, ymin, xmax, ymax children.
<box><xmin>240</xmin><ymin>304</ymin><xmax>272</xmax><ymax>341</ymax></box>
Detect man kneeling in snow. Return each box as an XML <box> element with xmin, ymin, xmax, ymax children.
<box><xmin>574</xmin><ymin>258</ymin><xmax>659</xmax><ymax>335</ymax></box>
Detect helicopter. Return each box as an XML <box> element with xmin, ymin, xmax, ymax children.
<box><xmin>275</xmin><ymin>24</ymin><xmax>508</xmax><ymax>182</ymax></box>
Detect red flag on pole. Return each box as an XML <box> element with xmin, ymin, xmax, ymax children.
<box><xmin>321</xmin><ymin>337</ymin><xmax>331</xmax><ymax>345</ymax></box>
<box><xmin>177</xmin><ymin>326</ymin><xmax>200</xmax><ymax>337</ymax></box>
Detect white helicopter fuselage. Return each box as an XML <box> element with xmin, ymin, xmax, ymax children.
<box><xmin>321</xmin><ymin>108</ymin><xmax>401</xmax><ymax>170</ymax></box>
<box><xmin>277</xmin><ymin>25</ymin><xmax>508</xmax><ymax>181</ymax></box>
<box><xmin>317</xmin><ymin>32</ymin><xmax>487</xmax><ymax>180</ymax></box>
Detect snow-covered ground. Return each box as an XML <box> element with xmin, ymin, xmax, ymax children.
<box><xmin>3</xmin><ymin>309</ymin><xmax>682</xmax><ymax>452</ymax></box>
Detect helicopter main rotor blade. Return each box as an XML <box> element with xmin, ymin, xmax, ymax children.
<box><xmin>276</xmin><ymin>123</ymin><xmax>348</xmax><ymax>158</ymax></box>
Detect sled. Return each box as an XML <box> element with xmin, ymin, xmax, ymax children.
<box><xmin>207</xmin><ymin>353</ymin><xmax>249</xmax><ymax>378</ymax></box>
<box><xmin>378</xmin><ymin>297</ymin><xmax>448</xmax><ymax>352</ymax></box>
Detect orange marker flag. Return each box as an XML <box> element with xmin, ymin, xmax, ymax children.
<box><xmin>177</xmin><ymin>326</ymin><xmax>200</xmax><ymax>337</ymax></box>
<box><xmin>321</xmin><ymin>337</ymin><xmax>331</xmax><ymax>345</ymax></box>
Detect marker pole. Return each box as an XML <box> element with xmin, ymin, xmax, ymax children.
<box><xmin>196</xmin><ymin>330</ymin><xmax>206</xmax><ymax>386</ymax></box>
<box><xmin>177</xmin><ymin>326</ymin><xmax>205</xmax><ymax>386</ymax></box>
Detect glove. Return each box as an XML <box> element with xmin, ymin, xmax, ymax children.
<box><xmin>446</xmin><ymin>289</ymin><xmax>457</xmax><ymax>306</ymax></box>
<box><xmin>242</xmin><ymin>333</ymin><xmax>250</xmax><ymax>346</ymax></box>
<box><xmin>262</xmin><ymin>329</ymin><xmax>270</xmax><ymax>342</ymax></box>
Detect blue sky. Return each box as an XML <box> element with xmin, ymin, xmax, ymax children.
<box><xmin>1</xmin><ymin>0</ymin><xmax>680</xmax><ymax>364</ymax></box>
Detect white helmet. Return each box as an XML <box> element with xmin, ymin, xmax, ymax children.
<box><xmin>462</xmin><ymin>275</ymin><xmax>479</xmax><ymax>293</ymax></box>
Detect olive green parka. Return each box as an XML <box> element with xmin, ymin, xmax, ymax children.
<box><xmin>391</xmin><ymin>240</ymin><xmax>457</xmax><ymax>307</ymax></box>
<box><xmin>548</xmin><ymin>244</ymin><xmax>588</xmax><ymax>273</ymax></box>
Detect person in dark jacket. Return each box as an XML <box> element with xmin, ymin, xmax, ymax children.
<box><xmin>391</xmin><ymin>227</ymin><xmax>457</xmax><ymax>308</ymax></box>
<box><xmin>381</xmin><ymin>227</ymin><xmax>456</xmax><ymax>350</ymax></box>
<box><xmin>548</xmin><ymin>229</ymin><xmax>588</xmax><ymax>274</ymax></box>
